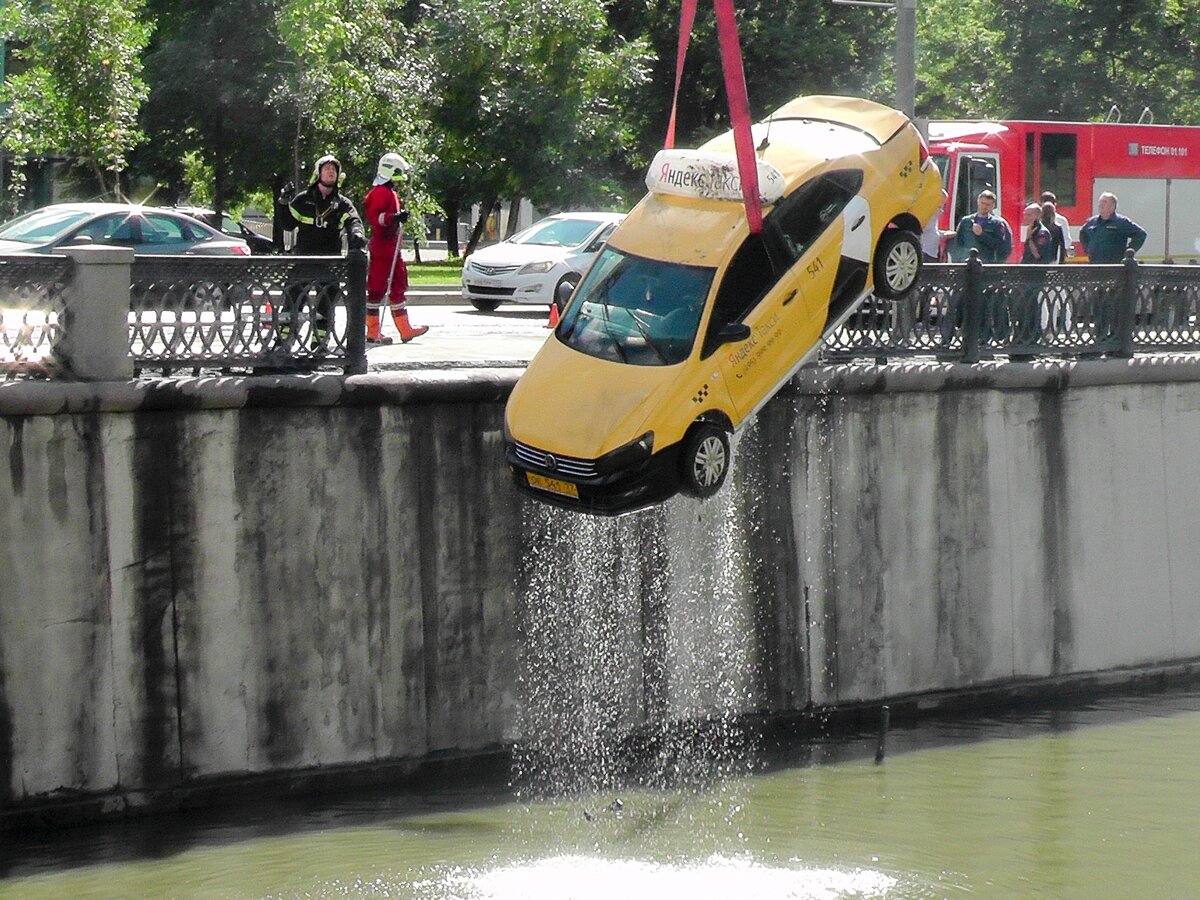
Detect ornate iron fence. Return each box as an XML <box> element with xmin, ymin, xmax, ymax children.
<box><xmin>129</xmin><ymin>252</ymin><xmax>367</xmax><ymax>376</ymax></box>
<box><xmin>0</xmin><ymin>255</ymin><xmax>72</xmax><ymax>378</ymax></box>
<box><xmin>823</xmin><ymin>251</ymin><xmax>1200</xmax><ymax>363</ymax></box>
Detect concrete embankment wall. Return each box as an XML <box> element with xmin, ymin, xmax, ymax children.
<box><xmin>3</xmin><ymin>358</ymin><xmax>1200</xmax><ymax>818</ymax></box>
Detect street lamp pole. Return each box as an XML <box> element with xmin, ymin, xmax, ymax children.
<box><xmin>831</xmin><ymin>0</ymin><xmax>917</xmax><ymax>118</ymax></box>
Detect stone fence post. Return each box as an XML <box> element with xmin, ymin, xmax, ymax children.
<box><xmin>58</xmin><ymin>245</ymin><xmax>134</xmax><ymax>381</ymax></box>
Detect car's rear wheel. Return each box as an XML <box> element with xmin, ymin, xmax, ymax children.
<box><xmin>679</xmin><ymin>423</ymin><xmax>730</xmax><ymax>499</ymax></box>
<box><xmin>470</xmin><ymin>298</ymin><xmax>502</xmax><ymax>312</ymax></box>
<box><xmin>873</xmin><ymin>229</ymin><xmax>922</xmax><ymax>299</ymax></box>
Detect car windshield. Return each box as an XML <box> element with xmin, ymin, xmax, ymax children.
<box><xmin>557</xmin><ymin>247</ymin><xmax>715</xmax><ymax>367</ymax></box>
<box><xmin>0</xmin><ymin>208</ymin><xmax>93</xmax><ymax>243</ymax></box>
<box><xmin>510</xmin><ymin>217</ymin><xmax>603</xmax><ymax>248</ymax></box>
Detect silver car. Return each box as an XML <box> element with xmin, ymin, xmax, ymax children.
<box><xmin>0</xmin><ymin>203</ymin><xmax>252</xmax><ymax>256</ymax></box>
<box><xmin>461</xmin><ymin>212</ymin><xmax>625</xmax><ymax>312</ymax></box>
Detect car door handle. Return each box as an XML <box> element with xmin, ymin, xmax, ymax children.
<box><xmin>782</xmin><ymin>289</ymin><xmax>797</xmax><ymax>306</ymax></box>
<box><xmin>850</xmin><ymin>215</ymin><xmax>866</xmax><ymax>231</ymax></box>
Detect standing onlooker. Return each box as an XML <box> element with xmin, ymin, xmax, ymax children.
<box><xmin>1016</xmin><ymin>203</ymin><xmax>1054</xmax><ymax>344</ymax></box>
<box><xmin>1039</xmin><ymin>202</ymin><xmax>1072</xmax><ymax>332</ymax></box>
<box><xmin>921</xmin><ymin>190</ymin><xmax>952</xmax><ymax>262</ymax></box>
<box><xmin>951</xmin><ymin>190</ymin><xmax>1012</xmax><ymax>263</ymax></box>
<box><xmin>276</xmin><ymin>154</ymin><xmax>366</xmax><ymax>348</ymax></box>
<box><xmin>1040</xmin><ymin>202</ymin><xmax>1068</xmax><ymax>264</ymax></box>
<box><xmin>363</xmin><ymin>152</ymin><xmax>428</xmax><ymax>344</ymax></box>
<box><xmin>1080</xmin><ymin>192</ymin><xmax>1147</xmax><ymax>263</ymax></box>
<box><xmin>1021</xmin><ymin>203</ymin><xmax>1055</xmax><ymax>264</ymax></box>
<box><xmin>1040</xmin><ymin>191</ymin><xmax>1074</xmax><ymax>261</ymax></box>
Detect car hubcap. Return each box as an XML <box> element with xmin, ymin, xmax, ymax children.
<box><xmin>886</xmin><ymin>242</ymin><xmax>920</xmax><ymax>291</ymax></box>
<box><xmin>693</xmin><ymin>436</ymin><xmax>727</xmax><ymax>487</ymax></box>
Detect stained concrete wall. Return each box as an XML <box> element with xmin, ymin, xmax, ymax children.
<box><xmin>3</xmin><ymin>358</ymin><xmax>1200</xmax><ymax>815</ymax></box>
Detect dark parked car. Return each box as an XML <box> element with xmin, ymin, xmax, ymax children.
<box><xmin>0</xmin><ymin>203</ymin><xmax>251</xmax><ymax>256</ymax></box>
<box><xmin>167</xmin><ymin>206</ymin><xmax>276</xmax><ymax>254</ymax></box>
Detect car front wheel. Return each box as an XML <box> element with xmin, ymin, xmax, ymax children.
<box><xmin>554</xmin><ymin>273</ymin><xmax>581</xmax><ymax>313</ymax></box>
<box><xmin>873</xmin><ymin>229</ymin><xmax>922</xmax><ymax>299</ymax></box>
<box><xmin>470</xmin><ymin>297</ymin><xmax>502</xmax><ymax>312</ymax></box>
<box><xmin>679</xmin><ymin>423</ymin><xmax>730</xmax><ymax>499</ymax></box>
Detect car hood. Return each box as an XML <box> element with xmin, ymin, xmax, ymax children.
<box><xmin>0</xmin><ymin>240</ymin><xmax>44</xmax><ymax>254</ymax></box>
<box><xmin>506</xmin><ymin>335</ymin><xmax>680</xmax><ymax>459</ymax></box>
<box><xmin>468</xmin><ymin>241</ymin><xmax>575</xmax><ymax>267</ymax></box>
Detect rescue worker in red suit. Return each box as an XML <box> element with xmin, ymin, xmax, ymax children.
<box><xmin>363</xmin><ymin>153</ymin><xmax>428</xmax><ymax>344</ymax></box>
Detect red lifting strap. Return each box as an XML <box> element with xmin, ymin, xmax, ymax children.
<box><xmin>664</xmin><ymin>0</ymin><xmax>698</xmax><ymax>150</ymax></box>
<box><xmin>664</xmin><ymin>0</ymin><xmax>763</xmax><ymax>234</ymax></box>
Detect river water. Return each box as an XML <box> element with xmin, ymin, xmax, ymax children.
<box><xmin>5</xmin><ymin>499</ymin><xmax>1200</xmax><ymax>897</ymax></box>
<box><xmin>3</xmin><ymin>686</ymin><xmax>1199</xmax><ymax>898</ymax></box>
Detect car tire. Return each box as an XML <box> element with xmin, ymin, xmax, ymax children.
<box><xmin>679</xmin><ymin>423</ymin><xmax>730</xmax><ymax>499</ymax></box>
<box><xmin>554</xmin><ymin>273</ymin><xmax>581</xmax><ymax>313</ymax></box>
<box><xmin>873</xmin><ymin>229</ymin><xmax>922</xmax><ymax>299</ymax></box>
<box><xmin>470</xmin><ymin>298</ymin><xmax>502</xmax><ymax>312</ymax></box>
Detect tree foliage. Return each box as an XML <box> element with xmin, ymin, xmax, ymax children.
<box><xmin>0</xmin><ymin>0</ymin><xmax>152</xmax><ymax>202</ymax></box>
<box><xmin>138</xmin><ymin>0</ymin><xmax>294</xmax><ymax>214</ymax></box>
<box><xmin>8</xmin><ymin>0</ymin><xmax>1200</xmax><ymax>223</ymax></box>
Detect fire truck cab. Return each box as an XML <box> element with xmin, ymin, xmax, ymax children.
<box><xmin>927</xmin><ymin>119</ymin><xmax>1200</xmax><ymax>262</ymax></box>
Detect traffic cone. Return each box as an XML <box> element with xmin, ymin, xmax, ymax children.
<box><xmin>545</xmin><ymin>301</ymin><xmax>560</xmax><ymax>329</ymax></box>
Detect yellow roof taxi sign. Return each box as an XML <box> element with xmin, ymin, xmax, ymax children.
<box><xmin>505</xmin><ymin>94</ymin><xmax>943</xmax><ymax>515</ymax></box>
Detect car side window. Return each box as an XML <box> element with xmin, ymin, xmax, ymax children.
<box><xmin>701</xmin><ymin>233</ymin><xmax>775</xmax><ymax>358</ymax></box>
<box><xmin>585</xmin><ymin>223</ymin><xmax>618</xmax><ymax>253</ymax></box>
<box><xmin>700</xmin><ymin>170</ymin><xmax>864</xmax><ymax>359</ymax></box>
<box><xmin>142</xmin><ymin>213</ymin><xmax>190</xmax><ymax>245</ymax></box>
<box><xmin>771</xmin><ymin>170</ymin><xmax>862</xmax><ymax>265</ymax></box>
<box><xmin>75</xmin><ymin>214</ymin><xmax>137</xmax><ymax>245</ymax></box>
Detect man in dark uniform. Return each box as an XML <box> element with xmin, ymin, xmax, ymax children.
<box><xmin>275</xmin><ymin>154</ymin><xmax>366</xmax><ymax>349</ymax></box>
<box><xmin>1080</xmin><ymin>192</ymin><xmax>1147</xmax><ymax>263</ymax></box>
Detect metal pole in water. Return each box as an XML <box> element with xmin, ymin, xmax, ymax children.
<box><xmin>874</xmin><ymin>704</ymin><xmax>891</xmax><ymax>765</ymax></box>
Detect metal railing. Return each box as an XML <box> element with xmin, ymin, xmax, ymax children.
<box><xmin>823</xmin><ymin>250</ymin><xmax>1200</xmax><ymax>363</ymax></box>
<box><xmin>129</xmin><ymin>252</ymin><xmax>367</xmax><ymax>376</ymax></box>
<box><xmin>0</xmin><ymin>255</ymin><xmax>71</xmax><ymax>377</ymax></box>
<box><xmin>0</xmin><ymin>251</ymin><xmax>366</xmax><ymax>380</ymax></box>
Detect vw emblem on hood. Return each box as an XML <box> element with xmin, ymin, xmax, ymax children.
<box><xmin>543</xmin><ymin>453</ymin><xmax>557</xmax><ymax>471</ymax></box>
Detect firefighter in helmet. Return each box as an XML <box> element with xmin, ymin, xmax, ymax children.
<box><xmin>362</xmin><ymin>152</ymin><xmax>428</xmax><ymax>344</ymax></box>
<box><xmin>275</xmin><ymin>154</ymin><xmax>366</xmax><ymax>349</ymax></box>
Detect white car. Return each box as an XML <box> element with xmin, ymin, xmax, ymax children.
<box><xmin>461</xmin><ymin>212</ymin><xmax>625</xmax><ymax>311</ymax></box>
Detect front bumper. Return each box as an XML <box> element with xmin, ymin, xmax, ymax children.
<box><xmin>461</xmin><ymin>266</ymin><xmax>568</xmax><ymax>305</ymax></box>
<box><xmin>505</xmin><ymin>439</ymin><xmax>684</xmax><ymax>516</ymax></box>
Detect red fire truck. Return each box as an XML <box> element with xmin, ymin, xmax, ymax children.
<box><xmin>926</xmin><ymin>118</ymin><xmax>1200</xmax><ymax>262</ymax></box>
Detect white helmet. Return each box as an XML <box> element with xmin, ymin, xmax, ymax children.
<box><xmin>374</xmin><ymin>152</ymin><xmax>411</xmax><ymax>185</ymax></box>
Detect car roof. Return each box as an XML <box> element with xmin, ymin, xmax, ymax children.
<box><xmin>612</xmin><ymin>95</ymin><xmax>915</xmax><ymax>267</ymax></box>
<box><xmin>29</xmin><ymin>202</ymin><xmax>179</xmax><ymax>214</ymax></box>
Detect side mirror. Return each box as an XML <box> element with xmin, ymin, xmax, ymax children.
<box><xmin>555</xmin><ymin>279</ymin><xmax>577</xmax><ymax>308</ymax></box>
<box><xmin>63</xmin><ymin>234</ymin><xmax>94</xmax><ymax>246</ymax></box>
<box><xmin>716</xmin><ymin>323</ymin><xmax>751</xmax><ymax>346</ymax></box>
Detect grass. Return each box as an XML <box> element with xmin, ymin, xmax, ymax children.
<box><xmin>406</xmin><ymin>259</ymin><xmax>464</xmax><ymax>285</ymax></box>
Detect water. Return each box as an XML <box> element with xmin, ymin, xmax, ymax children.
<box><xmin>4</xmin><ymin>490</ymin><xmax>1200</xmax><ymax>897</ymax></box>
<box><xmin>4</xmin><ymin>690</ymin><xmax>1200</xmax><ymax>897</ymax></box>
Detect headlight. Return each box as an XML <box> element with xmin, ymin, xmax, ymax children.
<box><xmin>595</xmin><ymin>432</ymin><xmax>654</xmax><ymax>475</ymax></box>
<box><xmin>518</xmin><ymin>260</ymin><xmax>555</xmax><ymax>275</ymax></box>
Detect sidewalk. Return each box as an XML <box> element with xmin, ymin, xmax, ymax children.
<box><xmin>366</xmin><ymin>303</ymin><xmax>553</xmax><ymax>370</ymax></box>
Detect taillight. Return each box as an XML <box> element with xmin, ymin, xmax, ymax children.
<box><xmin>229</xmin><ymin>244</ymin><xmax>251</xmax><ymax>256</ymax></box>
<box><xmin>916</xmin><ymin>126</ymin><xmax>931</xmax><ymax>170</ymax></box>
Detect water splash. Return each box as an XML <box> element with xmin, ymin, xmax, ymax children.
<box><xmin>512</xmin><ymin>466</ymin><xmax>762</xmax><ymax>801</ymax></box>
<box><xmin>425</xmin><ymin>855</ymin><xmax>898</xmax><ymax>900</ymax></box>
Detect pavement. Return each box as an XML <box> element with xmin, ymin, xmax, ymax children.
<box><xmin>367</xmin><ymin>294</ymin><xmax>555</xmax><ymax>369</ymax></box>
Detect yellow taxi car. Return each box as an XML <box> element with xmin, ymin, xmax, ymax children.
<box><xmin>505</xmin><ymin>95</ymin><xmax>942</xmax><ymax>515</ymax></box>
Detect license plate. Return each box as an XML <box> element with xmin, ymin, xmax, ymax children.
<box><xmin>527</xmin><ymin>472</ymin><xmax>579</xmax><ymax>498</ymax></box>
<box><xmin>468</xmin><ymin>276</ymin><xmax>500</xmax><ymax>287</ymax></box>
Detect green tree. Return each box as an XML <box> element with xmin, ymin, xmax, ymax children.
<box><xmin>0</xmin><ymin>0</ymin><xmax>152</xmax><ymax>205</ymax></box>
<box><xmin>276</xmin><ymin>0</ymin><xmax>435</xmax><ymax>236</ymax></box>
<box><xmin>608</xmin><ymin>1</ymin><xmax>893</xmax><ymax>160</ymax></box>
<box><xmin>138</xmin><ymin>0</ymin><xmax>294</xmax><ymax>215</ymax></box>
<box><xmin>417</xmin><ymin>0</ymin><xmax>653</xmax><ymax>254</ymax></box>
